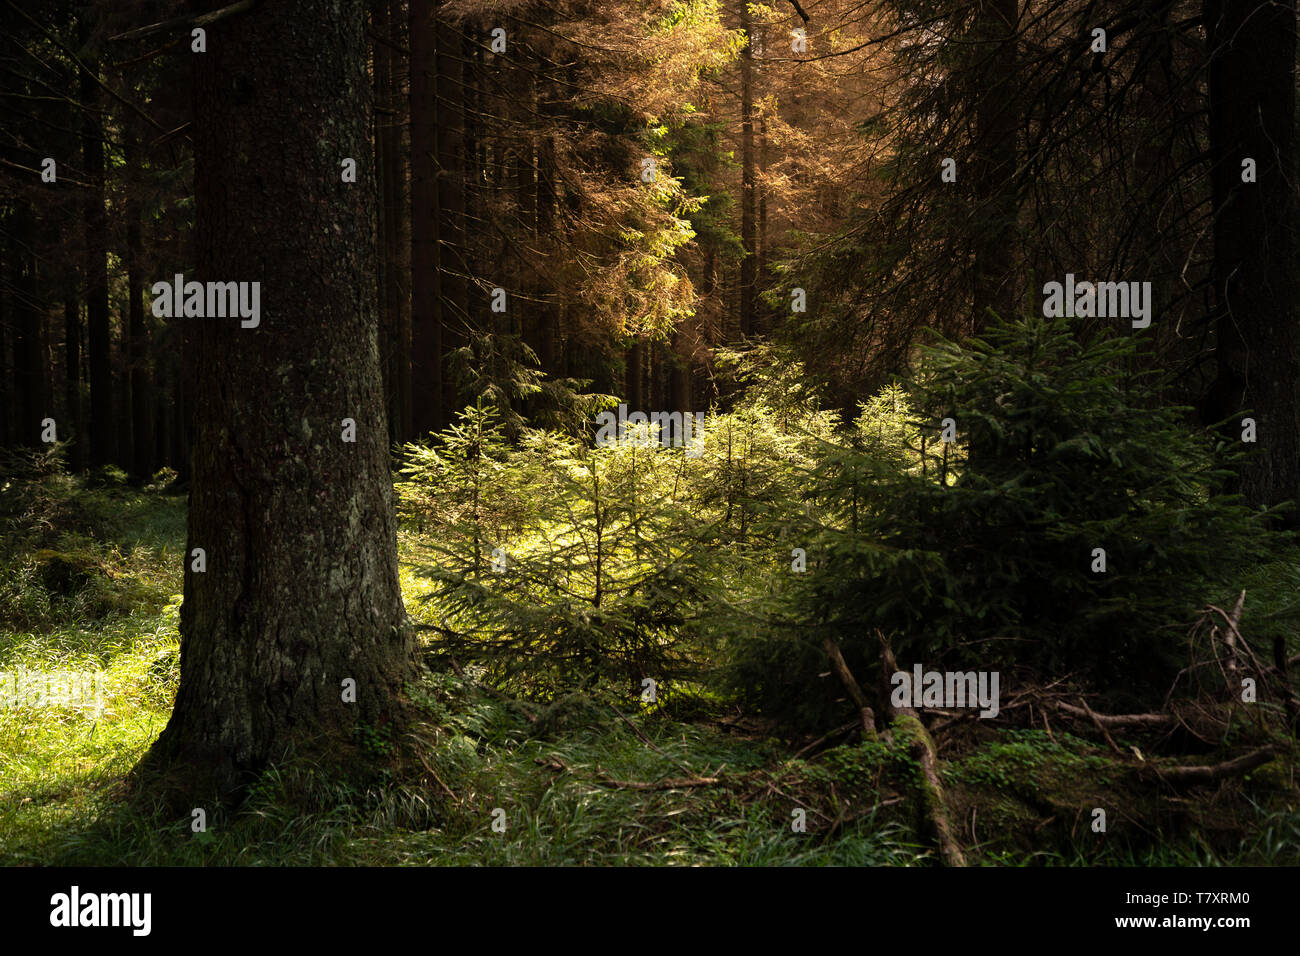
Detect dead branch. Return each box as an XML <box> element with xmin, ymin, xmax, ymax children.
<box><xmin>409</xmin><ymin>736</ymin><xmax>459</xmax><ymax>803</ymax></box>
<box><xmin>1053</xmin><ymin>701</ymin><xmax>1177</xmax><ymax>729</ymax></box>
<box><xmin>824</xmin><ymin>637</ymin><xmax>877</xmax><ymax>741</ymax></box>
<box><xmin>1139</xmin><ymin>746</ymin><xmax>1277</xmax><ymax>788</ymax></box>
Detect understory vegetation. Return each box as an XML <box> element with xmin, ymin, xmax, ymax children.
<box><xmin>3</xmin><ymin>315</ymin><xmax>1298</xmax><ymax>866</ymax></box>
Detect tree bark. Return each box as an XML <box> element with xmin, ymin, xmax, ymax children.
<box><xmin>140</xmin><ymin>0</ymin><xmax>421</xmax><ymax>804</ymax></box>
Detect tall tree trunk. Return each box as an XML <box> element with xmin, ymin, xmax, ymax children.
<box><xmin>64</xmin><ymin>298</ymin><xmax>84</xmax><ymax>470</ymax></box>
<box><xmin>626</xmin><ymin>341</ymin><xmax>644</xmax><ymax>410</ymax></box>
<box><xmin>758</xmin><ymin>111</ymin><xmax>768</xmax><ymax>334</ymax></box>
<box><xmin>515</xmin><ymin>53</ymin><xmax>541</xmax><ymax>395</ymax></box>
<box><xmin>0</xmin><ymin>271</ymin><xmax>9</xmax><ymax>447</ymax></box>
<box><xmin>172</xmin><ymin>360</ymin><xmax>191</xmax><ymax>483</ymax></box>
<box><xmin>154</xmin><ymin>345</ymin><xmax>172</xmax><ymax>473</ymax></box>
<box><xmin>391</xmin><ymin>4</ymin><xmax>412</xmax><ymax>447</ymax></box>
<box><xmin>374</xmin><ymin>0</ymin><xmax>410</xmax><ymax>446</ymax></box>
<box><xmin>12</xmin><ymin>204</ymin><xmax>47</xmax><ymax>447</ymax></box>
<box><xmin>1131</xmin><ymin>0</ymin><xmax>1178</xmax><ymax>347</ymax></box>
<box><xmin>970</xmin><ymin>0</ymin><xmax>1019</xmax><ymax>331</ymax></box>
<box><xmin>441</xmin><ymin>20</ymin><xmax>470</xmax><ymax>415</ymax></box>
<box><xmin>409</xmin><ymin>0</ymin><xmax>442</xmax><ymax>436</ymax></box>
<box><xmin>80</xmin><ymin>52</ymin><xmax>114</xmax><ymax>468</ymax></box>
<box><xmin>126</xmin><ymin>116</ymin><xmax>153</xmax><ymax>480</ymax></box>
<box><xmin>141</xmin><ymin>0</ymin><xmax>421</xmax><ymax>803</ymax></box>
<box><xmin>374</xmin><ymin>0</ymin><xmax>393</xmax><ymax>439</ymax></box>
<box><xmin>738</xmin><ymin>0</ymin><xmax>757</xmax><ymax>339</ymax></box>
<box><xmin>670</xmin><ymin>331</ymin><xmax>691</xmax><ymax>416</ymax></box>
<box><xmin>1203</xmin><ymin>0</ymin><xmax>1299</xmax><ymax>524</ymax></box>
<box><xmin>536</xmin><ymin>116</ymin><xmax>558</xmax><ymax>375</ymax></box>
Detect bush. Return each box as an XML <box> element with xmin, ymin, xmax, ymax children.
<box><xmin>728</xmin><ymin>314</ymin><xmax>1283</xmax><ymax>726</ymax></box>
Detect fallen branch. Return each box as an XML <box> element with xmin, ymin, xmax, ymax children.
<box><xmin>1053</xmin><ymin>701</ymin><xmax>1177</xmax><ymax>729</ymax></box>
<box><xmin>1139</xmin><ymin>746</ymin><xmax>1277</xmax><ymax>788</ymax></box>
<box><xmin>824</xmin><ymin>637</ymin><xmax>877</xmax><ymax>741</ymax></box>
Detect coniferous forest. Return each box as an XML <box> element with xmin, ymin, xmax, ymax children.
<box><xmin>0</xmin><ymin>0</ymin><xmax>1298</xmax><ymax>923</ymax></box>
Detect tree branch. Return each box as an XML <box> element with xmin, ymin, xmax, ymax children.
<box><xmin>109</xmin><ymin>0</ymin><xmax>260</xmax><ymax>43</ymax></box>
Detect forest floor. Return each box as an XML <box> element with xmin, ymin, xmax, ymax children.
<box><xmin>2</xmin><ymin>470</ymin><xmax>1298</xmax><ymax>866</ymax></box>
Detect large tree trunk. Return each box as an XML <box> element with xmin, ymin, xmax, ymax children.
<box><xmin>141</xmin><ymin>0</ymin><xmax>421</xmax><ymax>803</ymax></box>
<box><xmin>1203</xmin><ymin>0</ymin><xmax>1299</xmax><ymax>525</ymax></box>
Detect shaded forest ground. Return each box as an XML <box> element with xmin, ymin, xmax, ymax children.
<box><xmin>2</xmin><ymin>460</ymin><xmax>1297</xmax><ymax>866</ymax></box>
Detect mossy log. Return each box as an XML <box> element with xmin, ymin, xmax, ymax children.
<box><xmin>881</xmin><ymin>640</ymin><xmax>967</xmax><ymax>866</ymax></box>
